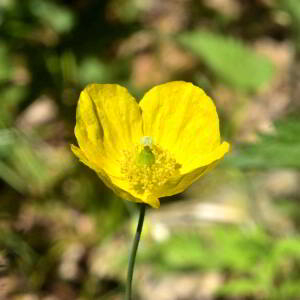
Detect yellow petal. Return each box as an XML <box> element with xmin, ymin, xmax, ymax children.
<box><xmin>157</xmin><ymin>157</ymin><xmax>222</xmax><ymax>198</ymax></box>
<box><xmin>72</xmin><ymin>144</ymin><xmax>161</xmax><ymax>207</ymax></box>
<box><xmin>75</xmin><ymin>83</ymin><xmax>143</xmax><ymax>176</ymax></box>
<box><xmin>183</xmin><ymin>141</ymin><xmax>230</xmax><ymax>174</ymax></box>
<box><xmin>140</xmin><ymin>81</ymin><xmax>225</xmax><ymax>172</ymax></box>
<box><xmin>99</xmin><ymin>173</ymin><xmax>160</xmax><ymax>208</ymax></box>
<box><xmin>72</xmin><ymin>144</ymin><xmax>149</xmax><ymax>205</ymax></box>
<box><xmin>71</xmin><ymin>144</ymin><xmax>101</xmax><ymax>171</ymax></box>
<box><xmin>142</xmin><ymin>194</ymin><xmax>160</xmax><ymax>208</ymax></box>
<box><xmin>97</xmin><ymin>171</ymin><xmax>143</xmax><ymax>204</ymax></box>
<box><xmin>74</xmin><ymin>107</ymin><xmax>118</xmax><ymax>175</ymax></box>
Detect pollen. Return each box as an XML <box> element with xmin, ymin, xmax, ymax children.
<box><xmin>120</xmin><ymin>140</ymin><xmax>181</xmax><ymax>195</ymax></box>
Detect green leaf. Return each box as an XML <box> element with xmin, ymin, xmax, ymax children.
<box><xmin>177</xmin><ymin>31</ymin><xmax>274</xmax><ymax>92</ymax></box>
<box><xmin>274</xmin><ymin>237</ymin><xmax>300</xmax><ymax>260</ymax></box>
<box><xmin>78</xmin><ymin>57</ymin><xmax>112</xmax><ymax>85</ymax></box>
<box><xmin>224</xmin><ymin>118</ymin><xmax>300</xmax><ymax>169</ymax></box>
<box><xmin>218</xmin><ymin>278</ymin><xmax>261</xmax><ymax>297</ymax></box>
<box><xmin>0</xmin><ymin>42</ymin><xmax>13</xmax><ymax>83</ymax></box>
<box><xmin>29</xmin><ymin>0</ymin><xmax>75</xmax><ymax>33</ymax></box>
<box><xmin>0</xmin><ymin>86</ymin><xmax>27</xmax><ymax>127</ymax></box>
<box><xmin>279</xmin><ymin>0</ymin><xmax>300</xmax><ymax>26</ymax></box>
<box><xmin>277</xmin><ymin>281</ymin><xmax>300</xmax><ymax>299</ymax></box>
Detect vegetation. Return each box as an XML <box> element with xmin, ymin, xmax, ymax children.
<box><xmin>0</xmin><ymin>0</ymin><xmax>300</xmax><ymax>299</ymax></box>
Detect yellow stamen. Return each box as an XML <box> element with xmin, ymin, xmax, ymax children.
<box><xmin>121</xmin><ymin>139</ymin><xmax>181</xmax><ymax>195</ymax></box>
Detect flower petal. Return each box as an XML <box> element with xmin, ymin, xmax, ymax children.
<box><xmin>183</xmin><ymin>141</ymin><xmax>230</xmax><ymax>174</ymax></box>
<box><xmin>97</xmin><ymin>172</ymin><xmax>142</xmax><ymax>204</ymax></box>
<box><xmin>72</xmin><ymin>145</ymin><xmax>160</xmax><ymax>207</ymax></box>
<box><xmin>157</xmin><ymin>157</ymin><xmax>223</xmax><ymax>198</ymax></box>
<box><xmin>75</xmin><ymin>83</ymin><xmax>143</xmax><ymax>176</ymax></box>
<box><xmin>100</xmin><ymin>173</ymin><xmax>160</xmax><ymax>208</ymax></box>
<box><xmin>140</xmin><ymin>81</ymin><xmax>225</xmax><ymax>172</ymax></box>
<box><xmin>71</xmin><ymin>144</ymin><xmax>100</xmax><ymax>171</ymax></box>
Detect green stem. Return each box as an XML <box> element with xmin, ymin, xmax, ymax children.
<box><xmin>125</xmin><ymin>204</ymin><xmax>146</xmax><ymax>300</ymax></box>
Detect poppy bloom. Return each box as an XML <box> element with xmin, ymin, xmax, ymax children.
<box><xmin>71</xmin><ymin>81</ymin><xmax>230</xmax><ymax>208</ymax></box>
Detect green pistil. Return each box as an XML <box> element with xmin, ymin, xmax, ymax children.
<box><xmin>137</xmin><ymin>146</ymin><xmax>155</xmax><ymax>166</ymax></box>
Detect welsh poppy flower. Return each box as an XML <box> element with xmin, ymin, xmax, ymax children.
<box><xmin>71</xmin><ymin>81</ymin><xmax>230</xmax><ymax>208</ymax></box>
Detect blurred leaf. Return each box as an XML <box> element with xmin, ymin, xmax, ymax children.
<box><xmin>140</xmin><ymin>227</ymin><xmax>300</xmax><ymax>299</ymax></box>
<box><xmin>29</xmin><ymin>0</ymin><xmax>75</xmax><ymax>33</ymax></box>
<box><xmin>107</xmin><ymin>0</ymin><xmax>140</xmax><ymax>23</ymax></box>
<box><xmin>279</xmin><ymin>0</ymin><xmax>300</xmax><ymax>26</ymax></box>
<box><xmin>61</xmin><ymin>50</ymin><xmax>77</xmax><ymax>84</ymax></box>
<box><xmin>274</xmin><ymin>237</ymin><xmax>300</xmax><ymax>260</ymax></box>
<box><xmin>157</xmin><ymin>234</ymin><xmax>206</xmax><ymax>270</ymax></box>
<box><xmin>177</xmin><ymin>31</ymin><xmax>274</xmax><ymax>92</ymax></box>
<box><xmin>0</xmin><ymin>128</ymin><xmax>17</xmax><ymax>190</ymax></box>
<box><xmin>218</xmin><ymin>278</ymin><xmax>261</xmax><ymax>297</ymax></box>
<box><xmin>277</xmin><ymin>281</ymin><xmax>300</xmax><ymax>299</ymax></box>
<box><xmin>140</xmin><ymin>227</ymin><xmax>271</xmax><ymax>272</ymax></box>
<box><xmin>0</xmin><ymin>160</ymin><xmax>26</xmax><ymax>193</ymax></box>
<box><xmin>0</xmin><ymin>129</ymin><xmax>71</xmax><ymax>195</ymax></box>
<box><xmin>0</xmin><ymin>229</ymin><xmax>36</xmax><ymax>271</ymax></box>
<box><xmin>0</xmin><ymin>128</ymin><xmax>16</xmax><ymax>152</ymax></box>
<box><xmin>78</xmin><ymin>57</ymin><xmax>113</xmax><ymax>85</ymax></box>
<box><xmin>0</xmin><ymin>0</ymin><xmax>15</xmax><ymax>10</ymax></box>
<box><xmin>224</xmin><ymin>118</ymin><xmax>300</xmax><ymax>169</ymax></box>
<box><xmin>0</xmin><ymin>42</ymin><xmax>13</xmax><ymax>82</ymax></box>
<box><xmin>0</xmin><ymin>86</ymin><xmax>27</xmax><ymax>127</ymax></box>
<box><xmin>212</xmin><ymin>227</ymin><xmax>271</xmax><ymax>272</ymax></box>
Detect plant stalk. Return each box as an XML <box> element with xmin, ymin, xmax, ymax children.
<box><xmin>125</xmin><ymin>204</ymin><xmax>146</xmax><ymax>300</ymax></box>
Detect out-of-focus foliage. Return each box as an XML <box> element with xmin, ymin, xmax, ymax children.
<box><xmin>0</xmin><ymin>0</ymin><xmax>300</xmax><ymax>299</ymax></box>
<box><xmin>140</xmin><ymin>227</ymin><xmax>300</xmax><ymax>299</ymax></box>
<box><xmin>178</xmin><ymin>31</ymin><xmax>274</xmax><ymax>91</ymax></box>
<box><xmin>225</xmin><ymin>118</ymin><xmax>300</xmax><ymax>169</ymax></box>
<box><xmin>29</xmin><ymin>0</ymin><xmax>75</xmax><ymax>33</ymax></box>
<box><xmin>279</xmin><ymin>0</ymin><xmax>300</xmax><ymax>28</ymax></box>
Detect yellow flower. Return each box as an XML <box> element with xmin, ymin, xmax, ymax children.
<box><xmin>71</xmin><ymin>81</ymin><xmax>230</xmax><ymax>208</ymax></box>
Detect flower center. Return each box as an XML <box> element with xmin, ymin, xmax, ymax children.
<box><xmin>120</xmin><ymin>136</ymin><xmax>181</xmax><ymax>195</ymax></box>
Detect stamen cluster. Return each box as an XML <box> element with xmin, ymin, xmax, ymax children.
<box><xmin>121</xmin><ymin>144</ymin><xmax>181</xmax><ymax>195</ymax></box>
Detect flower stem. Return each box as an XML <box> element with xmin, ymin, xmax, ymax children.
<box><xmin>125</xmin><ymin>204</ymin><xmax>146</xmax><ymax>300</ymax></box>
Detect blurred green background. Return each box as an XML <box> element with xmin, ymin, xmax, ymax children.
<box><xmin>1</xmin><ymin>0</ymin><xmax>300</xmax><ymax>299</ymax></box>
